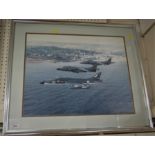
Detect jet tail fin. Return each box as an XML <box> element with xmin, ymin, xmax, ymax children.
<box><xmin>104</xmin><ymin>57</ymin><xmax>112</xmax><ymax>65</ymax></box>
<box><xmin>93</xmin><ymin>72</ymin><xmax>102</xmax><ymax>79</ymax></box>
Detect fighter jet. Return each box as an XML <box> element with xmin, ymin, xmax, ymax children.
<box><xmin>57</xmin><ymin>66</ymin><xmax>87</xmax><ymax>73</ymax></box>
<box><xmin>57</xmin><ymin>64</ymin><xmax>98</xmax><ymax>73</ymax></box>
<box><xmin>40</xmin><ymin>72</ymin><xmax>102</xmax><ymax>85</ymax></box>
<box><xmin>81</xmin><ymin>57</ymin><xmax>112</xmax><ymax>65</ymax></box>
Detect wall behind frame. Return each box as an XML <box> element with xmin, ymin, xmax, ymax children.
<box><xmin>0</xmin><ymin>20</ymin><xmax>12</xmax><ymax>122</ymax></box>
<box><xmin>143</xmin><ymin>24</ymin><xmax>155</xmax><ymax>116</ymax></box>
<box><xmin>0</xmin><ymin>19</ymin><xmax>154</xmax><ymax>126</ymax></box>
<box><xmin>0</xmin><ymin>20</ymin><xmax>2</xmax><ymax>122</ymax></box>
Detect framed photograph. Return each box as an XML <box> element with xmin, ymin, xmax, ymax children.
<box><xmin>3</xmin><ymin>20</ymin><xmax>153</xmax><ymax>135</ymax></box>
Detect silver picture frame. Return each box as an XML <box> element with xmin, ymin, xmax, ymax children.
<box><xmin>3</xmin><ymin>20</ymin><xmax>153</xmax><ymax>135</ymax></box>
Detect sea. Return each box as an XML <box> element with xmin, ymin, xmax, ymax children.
<box><xmin>23</xmin><ymin>59</ymin><xmax>134</xmax><ymax>116</ymax></box>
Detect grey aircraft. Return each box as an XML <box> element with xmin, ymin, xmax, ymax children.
<box><xmin>56</xmin><ymin>64</ymin><xmax>98</xmax><ymax>73</ymax></box>
<box><xmin>40</xmin><ymin>72</ymin><xmax>102</xmax><ymax>85</ymax></box>
<box><xmin>81</xmin><ymin>57</ymin><xmax>112</xmax><ymax>65</ymax></box>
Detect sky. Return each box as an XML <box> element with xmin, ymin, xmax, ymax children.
<box><xmin>27</xmin><ymin>34</ymin><xmax>125</xmax><ymax>53</ymax></box>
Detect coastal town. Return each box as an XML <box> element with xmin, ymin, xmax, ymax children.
<box><xmin>26</xmin><ymin>45</ymin><xmax>99</xmax><ymax>62</ymax></box>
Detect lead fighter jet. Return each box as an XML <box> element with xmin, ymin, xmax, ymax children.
<box><xmin>81</xmin><ymin>57</ymin><xmax>112</xmax><ymax>65</ymax></box>
<box><xmin>40</xmin><ymin>72</ymin><xmax>102</xmax><ymax>85</ymax></box>
<box><xmin>57</xmin><ymin>64</ymin><xmax>98</xmax><ymax>73</ymax></box>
